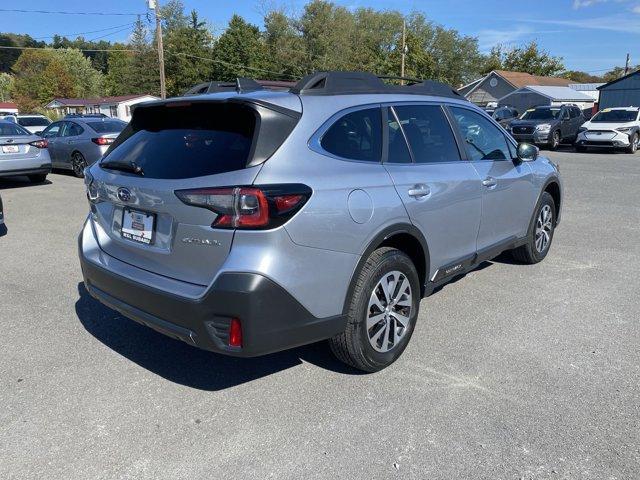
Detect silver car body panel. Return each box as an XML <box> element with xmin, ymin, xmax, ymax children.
<box><xmin>81</xmin><ymin>89</ymin><xmax>562</xmax><ymax>320</ymax></box>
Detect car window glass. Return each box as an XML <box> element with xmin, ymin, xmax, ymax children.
<box><xmin>321</xmin><ymin>108</ymin><xmax>382</xmax><ymax>162</ymax></box>
<box><xmin>570</xmin><ymin>108</ymin><xmax>578</xmax><ymax>119</ymax></box>
<box><xmin>450</xmin><ymin>106</ymin><xmax>511</xmax><ymax>161</ymax></box>
<box><xmin>0</xmin><ymin>122</ymin><xmax>30</xmax><ymax>136</ymax></box>
<box><xmin>392</xmin><ymin>105</ymin><xmax>460</xmax><ymax>163</ymax></box>
<box><xmin>386</xmin><ymin>108</ymin><xmax>412</xmax><ymax>163</ymax></box>
<box><xmin>66</xmin><ymin>122</ymin><xmax>84</xmax><ymax>136</ymax></box>
<box><xmin>42</xmin><ymin>123</ymin><xmax>62</xmax><ymax>138</ymax></box>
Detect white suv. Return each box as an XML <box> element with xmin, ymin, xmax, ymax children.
<box><xmin>576</xmin><ymin>107</ymin><xmax>640</xmax><ymax>153</ymax></box>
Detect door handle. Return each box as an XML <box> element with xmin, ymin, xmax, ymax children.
<box><xmin>408</xmin><ymin>184</ymin><xmax>430</xmax><ymax>198</ymax></box>
<box><xmin>482</xmin><ymin>177</ymin><xmax>497</xmax><ymax>188</ymax></box>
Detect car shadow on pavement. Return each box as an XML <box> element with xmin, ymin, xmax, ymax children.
<box><xmin>75</xmin><ymin>283</ymin><xmax>363</xmax><ymax>390</ymax></box>
<box><xmin>0</xmin><ymin>177</ymin><xmax>52</xmax><ymax>189</ymax></box>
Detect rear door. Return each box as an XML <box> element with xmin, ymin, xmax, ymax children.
<box><xmin>383</xmin><ymin>104</ymin><xmax>483</xmax><ymax>280</ymax></box>
<box><xmin>41</xmin><ymin>122</ymin><xmax>63</xmax><ymax>166</ymax></box>
<box><xmin>88</xmin><ymin>100</ymin><xmax>297</xmax><ymax>286</ymax></box>
<box><xmin>448</xmin><ymin>106</ymin><xmax>536</xmax><ymax>252</ymax></box>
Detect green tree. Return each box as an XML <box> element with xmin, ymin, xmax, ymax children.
<box><xmin>487</xmin><ymin>41</ymin><xmax>565</xmax><ymax>77</ymax></box>
<box><xmin>263</xmin><ymin>10</ymin><xmax>308</xmax><ymax>79</ymax></box>
<box><xmin>562</xmin><ymin>70</ymin><xmax>604</xmax><ymax>83</ymax></box>
<box><xmin>0</xmin><ymin>72</ymin><xmax>13</xmax><ymax>101</ymax></box>
<box><xmin>127</xmin><ymin>19</ymin><xmax>160</xmax><ymax>95</ymax></box>
<box><xmin>165</xmin><ymin>10</ymin><xmax>215</xmax><ymax>95</ymax></box>
<box><xmin>104</xmin><ymin>43</ymin><xmax>134</xmax><ymax>95</ymax></box>
<box><xmin>0</xmin><ymin>33</ymin><xmax>46</xmax><ymax>73</ymax></box>
<box><xmin>213</xmin><ymin>15</ymin><xmax>267</xmax><ymax>81</ymax></box>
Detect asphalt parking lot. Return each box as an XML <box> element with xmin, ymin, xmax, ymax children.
<box><xmin>1</xmin><ymin>149</ymin><xmax>639</xmax><ymax>479</ymax></box>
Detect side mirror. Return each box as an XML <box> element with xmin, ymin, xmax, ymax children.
<box><xmin>517</xmin><ymin>142</ymin><xmax>538</xmax><ymax>162</ymax></box>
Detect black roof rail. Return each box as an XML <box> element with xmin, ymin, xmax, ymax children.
<box><xmin>183</xmin><ymin>78</ymin><xmax>264</xmax><ymax>96</ymax></box>
<box><xmin>290</xmin><ymin>71</ymin><xmax>462</xmax><ymax>99</ymax></box>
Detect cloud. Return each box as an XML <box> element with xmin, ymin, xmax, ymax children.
<box><xmin>633</xmin><ymin>4</ymin><xmax>640</xmax><ymax>12</ymax></box>
<box><xmin>573</xmin><ymin>0</ymin><xmax>631</xmax><ymax>6</ymax></box>
<box><xmin>476</xmin><ymin>25</ymin><xmax>561</xmax><ymax>52</ymax></box>
<box><xmin>529</xmin><ymin>15</ymin><xmax>640</xmax><ymax>34</ymax></box>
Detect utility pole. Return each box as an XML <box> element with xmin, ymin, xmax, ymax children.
<box><xmin>149</xmin><ymin>0</ymin><xmax>166</xmax><ymax>99</ymax></box>
<box><xmin>624</xmin><ymin>53</ymin><xmax>630</xmax><ymax>76</ymax></box>
<box><xmin>400</xmin><ymin>20</ymin><xmax>406</xmax><ymax>84</ymax></box>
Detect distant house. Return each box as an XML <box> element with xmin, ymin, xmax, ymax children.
<box><xmin>497</xmin><ymin>86</ymin><xmax>595</xmax><ymax>113</ymax></box>
<box><xmin>0</xmin><ymin>102</ymin><xmax>18</xmax><ymax>115</ymax></box>
<box><xmin>44</xmin><ymin>94</ymin><xmax>159</xmax><ymax>121</ymax></box>
<box><xmin>459</xmin><ymin>70</ymin><xmax>573</xmax><ymax>106</ymax></box>
<box><xmin>568</xmin><ymin>83</ymin><xmax>604</xmax><ymax>102</ymax></box>
<box><xmin>597</xmin><ymin>70</ymin><xmax>640</xmax><ymax>110</ymax></box>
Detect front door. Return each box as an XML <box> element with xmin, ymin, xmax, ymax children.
<box><xmin>448</xmin><ymin>106</ymin><xmax>537</xmax><ymax>254</ymax></box>
<box><xmin>383</xmin><ymin>104</ymin><xmax>483</xmax><ymax>282</ymax></box>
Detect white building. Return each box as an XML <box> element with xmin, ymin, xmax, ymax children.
<box><xmin>0</xmin><ymin>102</ymin><xmax>19</xmax><ymax>115</ymax></box>
<box><xmin>45</xmin><ymin>94</ymin><xmax>159</xmax><ymax>121</ymax></box>
<box><xmin>568</xmin><ymin>83</ymin><xmax>605</xmax><ymax>102</ymax></box>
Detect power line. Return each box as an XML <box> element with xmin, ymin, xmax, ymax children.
<box><xmin>86</xmin><ymin>25</ymin><xmax>135</xmax><ymax>42</ymax></box>
<box><xmin>167</xmin><ymin>51</ymin><xmax>299</xmax><ymax>79</ymax></box>
<box><xmin>32</xmin><ymin>22</ymin><xmax>137</xmax><ymax>40</ymax></box>
<box><xmin>0</xmin><ymin>45</ymin><xmax>138</xmax><ymax>53</ymax></box>
<box><xmin>0</xmin><ymin>8</ymin><xmax>145</xmax><ymax>16</ymax></box>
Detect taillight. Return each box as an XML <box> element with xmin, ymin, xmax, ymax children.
<box><xmin>28</xmin><ymin>139</ymin><xmax>48</xmax><ymax>149</ymax></box>
<box><xmin>175</xmin><ymin>184</ymin><xmax>311</xmax><ymax>230</ymax></box>
<box><xmin>91</xmin><ymin>137</ymin><xmax>114</xmax><ymax>146</ymax></box>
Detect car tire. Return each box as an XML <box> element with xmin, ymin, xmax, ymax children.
<box><xmin>28</xmin><ymin>174</ymin><xmax>47</xmax><ymax>183</ymax></box>
<box><xmin>549</xmin><ymin>130</ymin><xmax>560</xmax><ymax>150</ymax></box>
<box><xmin>511</xmin><ymin>192</ymin><xmax>556</xmax><ymax>264</ymax></box>
<box><xmin>329</xmin><ymin>247</ymin><xmax>420</xmax><ymax>372</ymax></box>
<box><xmin>626</xmin><ymin>133</ymin><xmax>638</xmax><ymax>154</ymax></box>
<box><xmin>71</xmin><ymin>152</ymin><xmax>87</xmax><ymax>178</ymax></box>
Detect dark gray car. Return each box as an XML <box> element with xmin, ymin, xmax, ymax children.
<box><xmin>40</xmin><ymin>116</ymin><xmax>126</xmax><ymax>177</ymax></box>
<box><xmin>508</xmin><ymin>105</ymin><xmax>585</xmax><ymax>150</ymax></box>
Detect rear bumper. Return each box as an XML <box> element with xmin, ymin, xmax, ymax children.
<box><xmin>79</xmin><ymin>227</ymin><xmax>347</xmax><ymax>357</ymax></box>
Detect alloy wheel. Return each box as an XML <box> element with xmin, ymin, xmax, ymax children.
<box><xmin>72</xmin><ymin>153</ymin><xmax>86</xmax><ymax>177</ymax></box>
<box><xmin>535</xmin><ymin>204</ymin><xmax>553</xmax><ymax>253</ymax></box>
<box><xmin>366</xmin><ymin>270</ymin><xmax>412</xmax><ymax>353</ymax></box>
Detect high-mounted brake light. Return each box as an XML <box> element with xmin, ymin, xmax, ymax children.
<box><xmin>175</xmin><ymin>184</ymin><xmax>311</xmax><ymax>230</ymax></box>
<box><xmin>28</xmin><ymin>139</ymin><xmax>48</xmax><ymax>149</ymax></box>
<box><xmin>91</xmin><ymin>137</ymin><xmax>115</xmax><ymax>146</ymax></box>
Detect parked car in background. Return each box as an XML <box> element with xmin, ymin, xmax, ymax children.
<box><xmin>40</xmin><ymin>116</ymin><xmax>127</xmax><ymax>177</ymax></box>
<box><xmin>0</xmin><ymin>120</ymin><xmax>51</xmax><ymax>183</ymax></box>
<box><xmin>507</xmin><ymin>104</ymin><xmax>585</xmax><ymax>150</ymax></box>
<box><xmin>575</xmin><ymin>107</ymin><xmax>640</xmax><ymax>153</ymax></box>
<box><xmin>78</xmin><ymin>71</ymin><xmax>562</xmax><ymax>372</ymax></box>
<box><xmin>15</xmin><ymin>114</ymin><xmax>51</xmax><ymax>134</ymax></box>
<box><xmin>492</xmin><ymin>106</ymin><xmax>519</xmax><ymax>127</ymax></box>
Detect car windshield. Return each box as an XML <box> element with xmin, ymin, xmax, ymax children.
<box><xmin>18</xmin><ymin>117</ymin><xmax>50</xmax><ymax>127</ymax></box>
<box><xmin>87</xmin><ymin>120</ymin><xmax>126</xmax><ymax>133</ymax></box>
<box><xmin>0</xmin><ymin>121</ymin><xmax>31</xmax><ymax>136</ymax></box>
<box><xmin>520</xmin><ymin>108</ymin><xmax>560</xmax><ymax>120</ymax></box>
<box><xmin>591</xmin><ymin>110</ymin><xmax>637</xmax><ymax>123</ymax></box>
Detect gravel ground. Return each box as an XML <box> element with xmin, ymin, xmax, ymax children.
<box><xmin>1</xmin><ymin>149</ymin><xmax>639</xmax><ymax>479</ymax></box>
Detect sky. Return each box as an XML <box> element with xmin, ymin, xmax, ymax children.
<box><xmin>2</xmin><ymin>0</ymin><xmax>639</xmax><ymax>74</ymax></box>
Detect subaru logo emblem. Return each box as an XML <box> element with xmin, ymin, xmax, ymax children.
<box><xmin>117</xmin><ymin>187</ymin><xmax>132</xmax><ymax>202</ymax></box>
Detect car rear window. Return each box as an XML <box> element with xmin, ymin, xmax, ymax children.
<box><xmin>87</xmin><ymin>120</ymin><xmax>126</xmax><ymax>133</ymax></box>
<box><xmin>102</xmin><ymin>103</ymin><xmax>257</xmax><ymax>179</ymax></box>
<box><xmin>18</xmin><ymin>117</ymin><xmax>50</xmax><ymax>127</ymax></box>
<box><xmin>0</xmin><ymin>122</ymin><xmax>31</xmax><ymax>136</ymax></box>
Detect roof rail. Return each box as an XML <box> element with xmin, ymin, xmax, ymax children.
<box><xmin>183</xmin><ymin>78</ymin><xmax>264</xmax><ymax>96</ymax></box>
<box><xmin>290</xmin><ymin>71</ymin><xmax>462</xmax><ymax>99</ymax></box>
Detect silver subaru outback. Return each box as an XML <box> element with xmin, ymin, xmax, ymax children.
<box><xmin>78</xmin><ymin>72</ymin><xmax>562</xmax><ymax>372</ymax></box>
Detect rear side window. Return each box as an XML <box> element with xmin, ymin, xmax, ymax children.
<box><xmin>103</xmin><ymin>103</ymin><xmax>257</xmax><ymax>179</ymax></box>
<box><xmin>0</xmin><ymin>122</ymin><xmax>30</xmax><ymax>136</ymax></box>
<box><xmin>87</xmin><ymin>120</ymin><xmax>126</xmax><ymax>133</ymax></box>
<box><xmin>321</xmin><ymin>108</ymin><xmax>381</xmax><ymax>162</ymax></box>
<box><xmin>450</xmin><ymin>106</ymin><xmax>511</xmax><ymax>161</ymax></box>
<box><xmin>64</xmin><ymin>122</ymin><xmax>84</xmax><ymax>136</ymax></box>
<box><xmin>18</xmin><ymin>117</ymin><xmax>50</xmax><ymax>127</ymax></box>
<box><xmin>392</xmin><ymin>105</ymin><xmax>460</xmax><ymax>163</ymax></box>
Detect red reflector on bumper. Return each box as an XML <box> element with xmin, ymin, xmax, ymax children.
<box><xmin>229</xmin><ymin>318</ymin><xmax>242</xmax><ymax>347</ymax></box>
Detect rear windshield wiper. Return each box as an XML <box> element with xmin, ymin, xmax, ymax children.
<box><xmin>100</xmin><ymin>160</ymin><xmax>144</xmax><ymax>175</ymax></box>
